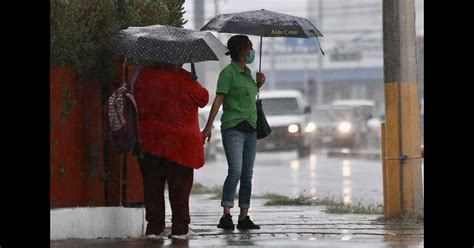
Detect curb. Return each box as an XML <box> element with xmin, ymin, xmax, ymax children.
<box><xmin>327</xmin><ymin>150</ymin><xmax>381</xmax><ymax>160</ymax></box>
<box><xmin>50</xmin><ymin>207</ymin><xmax>146</xmax><ymax>240</ymax></box>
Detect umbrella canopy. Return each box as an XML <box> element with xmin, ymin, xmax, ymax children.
<box><xmin>200</xmin><ymin>9</ymin><xmax>324</xmax><ymax>73</ymax></box>
<box><xmin>201</xmin><ymin>9</ymin><xmax>323</xmax><ymax>38</ymax></box>
<box><xmin>108</xmin><ymin>24</ymin><xmax>228</xmax><ymax>65</ymax></box>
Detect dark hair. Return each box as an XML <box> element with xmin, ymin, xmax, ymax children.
<box><xmin>225</xmin><ymin>35</ymin><xmax>251</xmax><ymax>62</ymax></box>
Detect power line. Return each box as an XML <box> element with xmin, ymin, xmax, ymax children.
<box><xmin>215</xmin><ymin>4</ymin><xmax>384</xmax><ymax>11</ymax></box>
<box><xmin>186</xmin><ymin>10</ymin><xmax>384</xmax><ymax>19</ymax></box>
<box><xmin>185</xmin><ymin>8</ymin><xmax>422</xmax><ymax>19</ymax></box>
<box><xmin>184</xmin><ymin>4</ymin><xmax>422</xmax><ymax>30</ymax></box>
<box><xmin>201</xmin><ymin>0</ymin><xmax>382</xmax><ymax>5</ymax></box>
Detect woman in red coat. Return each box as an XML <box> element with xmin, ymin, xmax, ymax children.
<box><xmin>134</xmin><ymin>63</ymin><xmax>209</xmax><ymax>238</ymax></box>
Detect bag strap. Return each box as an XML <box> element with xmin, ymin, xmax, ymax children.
<box><xmin>123</xmin><ymin>65</ymin><xmax>143</xmax><ymax>119</ymax></box>
<box><xmin>126</xmin><ymin>65</ymin><xmax>144</xmax><ymax>158</ymax></box>
<box><xmin>126</xmin><ymin>65</ymin><xmax>144</xmax><ymax>93</ymax></box>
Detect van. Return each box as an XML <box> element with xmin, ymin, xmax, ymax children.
<box><xmin>258</xmin><ymin>90</ymin><xmax>313</xmax><ymax>157</ymax></box>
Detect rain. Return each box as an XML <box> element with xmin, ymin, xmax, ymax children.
<box><xmin>50</xmin><ymin>0</ymin><xmax>425</xmax><ymax>246</ymax></box>
<box><xmin>191</xmin><ymin>0</ymin><xmax>424</xmax><ymax>208</ymax></box>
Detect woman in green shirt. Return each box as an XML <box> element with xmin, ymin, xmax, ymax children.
<box><xmin>202</xmin><ymin>35</ymin><xmax>265</xmax><ymax>230</ymax></box>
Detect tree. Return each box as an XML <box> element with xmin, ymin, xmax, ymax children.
<box><xmin>50</xmin><ymin>0</ymin><xmax>188</xmax><ymax>86</ymax></box>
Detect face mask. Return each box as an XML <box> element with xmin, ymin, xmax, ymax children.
<box><xmin>245</xmin><ymin>49</ymin><xmax>255</xmax><ymax>64</ymax></box>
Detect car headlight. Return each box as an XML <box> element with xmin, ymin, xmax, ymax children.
<box><xmin>288</xmin><ymin>124</ymin><xmax>299</xmax><ymax>133</ymax></box>
<box><xmin>305</xmin><ymin>122</ymin><xmax>316</xmax><ymax>133</ymax></box>
<box><xmin>338</xmin><ymin>121</ymin><xmax>352</xmax><ymax>133</ymax></box>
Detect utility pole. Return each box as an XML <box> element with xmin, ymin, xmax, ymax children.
<box><xmin>269</xmin><ymin>37</ymin><xmax>275</xmax><ymax>90</ymax></box>
<box><xmin>307</xmin><ymin>0</ymin><xmax>319</xmax><ymax>105</ymax></box>
<box><xmin>194</xmin><ymin>0</ymin><xmax>207</xmax><ymax>88</ymax></box>
<box><xmin>309</xmin><ymin>0</ymin><xmax>324</xmax><ymax>106</ymax></box>
<box><xmin>194</xmin><ymin>0</ymin><xmax>205</xmax><ymax>32</ymax></box>
<box><xmin>316</xmin><ymin>0</ymin><xmax>324</xmax><ymax>106</ymax></box>
<box><xmin>382</xmin><ymin>0</ymin><xmax>423</xmax><ymax>215</ymax></box>
<box><xmin>209</xmin><ymin>0</ymin><xmax>226</xmax><ymax>97</ymax></box>
<box><xmin>303</xmin><ymin>57</ymin><xmax>308</xmax><ymax>95</ymax></box>
<box><xmin>214</xmin><ymin>0</ymin><xmax>225</xmax><ymax>71</ymax></box>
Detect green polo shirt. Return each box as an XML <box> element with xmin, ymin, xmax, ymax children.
<box><xmin>216</xmin><ymin>62</ymin><xmax>258</xmax><ymax>130</ymax></box>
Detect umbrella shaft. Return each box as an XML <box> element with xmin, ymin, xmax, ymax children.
<box><xmin>259</xmin><ymin>36</ymin><xmax>263</xmax><ymax>73</ymax></box>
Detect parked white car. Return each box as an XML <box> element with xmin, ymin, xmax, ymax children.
<box><xmin>258</xmin><ymin>90</ymin><xmax>313</xmax><ymax>157</ymax></box>
<box><xmin>199</xmin><ymin>106</ymin><xmax>224</xmax><ymax>160</ymax></box>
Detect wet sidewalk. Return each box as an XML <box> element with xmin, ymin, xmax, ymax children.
<box><xmin>50</xmin><ymin>195</ymin><xmax>424</xmax><ymax>247</ymax></box>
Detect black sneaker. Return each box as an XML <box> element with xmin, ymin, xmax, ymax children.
<box><xmin>217</xmin><ymin>214</ymin><xmax>235</xmax><ymax>230</ymax></box>
<box><xmin>237</xmin><ymin>216</ymin><xmax>260</xmax><ymax>230</ymax></box>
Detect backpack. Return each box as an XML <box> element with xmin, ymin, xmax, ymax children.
<box><xmin>103</xmin><ymin>65</ymin><xmax>144</xmax><ymax>158</ymax></box>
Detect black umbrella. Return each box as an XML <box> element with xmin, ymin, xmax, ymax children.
<box><xmin>107</xmin><ymin>24</ymin><xmax>228</xmax><ymax>79</ymax></box>
<box><xmin>201</xmin><ymin>9</ymin><xmax>324</xmax><ymax>73</ymax></box>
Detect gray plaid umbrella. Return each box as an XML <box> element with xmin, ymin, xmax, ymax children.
<box><xmin>107</xmin><ymin>24</ymin><xmax>228</xmax><ymax>79</ymax></box>
<box><xmin>201</xmin><ymin>9</ymin><xmax>324</xmax><ymax>72</ymax></box>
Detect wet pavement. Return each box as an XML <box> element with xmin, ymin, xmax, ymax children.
<box><xmin>197</xmin><ymin>150</ymin><xmax>385</xmax><ymax>204</ymax></box>
<box><xmin>51</xmin><ymin>150</ymin><xmax>424</xmax><ymax>247</ymax></box>
<box><xmin>51</xmin><ymin>195</ymin><xmax>424</xmax><ymax>247</ymax></box>
<box><xmin>51</xmin><ymin>235</ymin><xmax>424</xmax><ymax>248</ymax></box>
<box><xmin>196</xmin><ymin>149</ymin><xmax>423</xmax><ymax>205</ymax></box>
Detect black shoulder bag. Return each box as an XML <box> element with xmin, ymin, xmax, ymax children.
<box><xmin>256</xmin><ymin>90</ymin><xmax>272</xmax><ymax>139</ymax></box>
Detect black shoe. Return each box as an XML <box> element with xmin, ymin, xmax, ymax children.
<box><xmin>217</xmin><ymin>214</ymin><xmax>235</xmax><ymax>230</ymax></box>
<box><xmin>237</xmin><ymin>216</ymin><xmax>260</xmax><ymax>230</ymax></box>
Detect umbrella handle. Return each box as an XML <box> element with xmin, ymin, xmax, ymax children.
<box><xmin>259</xmin><ymin>36</ymin><xmax>263</xmax><ymax>74</ymax></box>
<box><xmin>117</xmin><ymin>56</ymin><xmax>127</xmax><ymax>83</ymax></box>
<box><xmin>191</xmin><ymin>63</ymin><xmax>198</xmax><ymax>80</ymax></box>
<box><xmin>257</xmin><ymin>36</ymin><xmax>263</xmax><ymax>100</ymax></box>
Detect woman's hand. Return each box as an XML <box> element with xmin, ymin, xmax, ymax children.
<box><xmin>201</xmin><ymin>126</ymin><xmax>212</xmax><ymax>144</ymax></box>
<box><xmin>202</xmin><ymin>94</ymin><xmax>224</xmax><ymax>144</ymax></box>
<box><xmin>256</xmin><ymin>72</ymin><xmax>266</xmax><ymax>88</ymax></box>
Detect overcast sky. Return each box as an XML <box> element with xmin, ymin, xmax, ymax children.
<box><xmin>182</xmin><ymin>0</ymin><xmax>424</xmax><ymax>36</ymax></box>
<box><xmin>180</xmin><ymin>0</ymin><xmax>424</xmax><ymax>90</ymax></box>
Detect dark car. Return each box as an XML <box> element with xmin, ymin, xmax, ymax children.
<box><xmin>310</xmin><ymin>105</ymin><xmax>370</xmax><ymax>148</ymax></box>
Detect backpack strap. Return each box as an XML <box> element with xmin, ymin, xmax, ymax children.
<box><xmin>125</xmin><ymin>65</ymin><xmax>144</xmax><ymax>159</ymax></box>
<box><xmin>124</xmin><ymin>65</ymin><xmax>143</xmax><ymax>120</ymax></box>
<box><xmin>128</xmin><ymin>65</ymin><xmax>144</xmax><ymax>93</ymax></box>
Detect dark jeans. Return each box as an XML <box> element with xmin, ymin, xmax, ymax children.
<box><xmin>138</xmin><ymin>152</ymin><xmax>194</xmax><ymax>235</ymax></box>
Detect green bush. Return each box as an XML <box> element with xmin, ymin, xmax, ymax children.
<box><xmin>50</xmin><ymin>0</ymin><xmax>120</xmax><ymax>81</ymax></box>
<box><xmin>325</xmin><ymin>202</ymin><xmax>383</xmax><ymax>215</ymax></box>
<box><xmin>376</xmin><ymin>211</ymin><xmax>424</xmax><ymax>223</ymax></box>
<box><xmin>190</xmin><ymin>183</ymin><xmax>222</xmax><ymax>195</ymax></box>
<box><xmin>262</xmin><ymin>194</ymin><xmax>314</xmax><ymax>206</ymax></box>
<box><xmin>50</xmin><ymin>0</ymin><xmax>187</xmax><ymax>86</ymax></box>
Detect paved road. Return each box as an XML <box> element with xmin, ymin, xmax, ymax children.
<box><xmin>197</xmin><ymin>150</ymin><xmax>385</xmax><ymax>205</ymax></box>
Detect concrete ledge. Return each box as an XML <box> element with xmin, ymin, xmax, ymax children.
<box><xmin>50</xmin><ymin>207</ymin><xmax>146</xmax><ymax>240</ymax></box>
<box><xmin>327</xmin><ymin>149</ymin><xmax>381</xmax><ymax>160</ymax></box>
